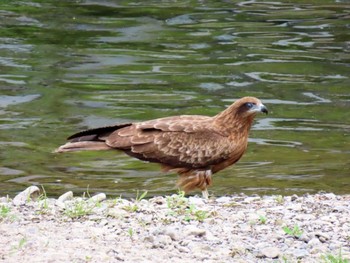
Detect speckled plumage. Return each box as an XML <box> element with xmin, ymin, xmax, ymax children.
<box><xmin>56</xmin><ymin>97</ymin><xmax>268</xmax><ymax>197</ymax></box>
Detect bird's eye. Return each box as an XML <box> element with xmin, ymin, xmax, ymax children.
<box><xmin>245</xmin><ymin>102</ymin><xmax>254</xmax><ymax>109</ymax></box>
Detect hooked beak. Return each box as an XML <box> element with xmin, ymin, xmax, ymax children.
<box><xmin>260</xmin><ymin>104</ymin><xmax>268</xmax><ymax>114</ymax></box>
<box><xmin>250</xmin><ymin>103</ymin><xmax>268</xmax><ymax>115</ymax></box>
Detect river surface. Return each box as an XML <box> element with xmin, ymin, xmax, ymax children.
<box><xmin>0</xmin><ymin>1</ymin><xmax>349</xmax><ymax>198</ymax></box>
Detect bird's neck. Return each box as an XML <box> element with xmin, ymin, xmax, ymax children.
<box><xmin>213</xmin><ymin>108</ymin><xmax>255</xmax><ymax>137</ymax></box>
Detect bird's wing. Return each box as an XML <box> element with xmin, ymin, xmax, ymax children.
<box><xmin>67</xmin><ymin>123</ymin><xmax>132</xmax><ymax>142</ymax></box>
<box><xmin>135</xmin><ymin>115</ymin><xmax>214</xmax><ymax>133</ymax></box>
<box><xmin>105</xmin><ymin>116</ymin><xmax>234</xmax><ymax>168</ymax></box>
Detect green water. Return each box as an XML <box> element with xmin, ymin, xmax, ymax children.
<box><xmin>0</xmin><ymin>1</ymin><xmax>349</xmax><ymax>198</ymax></box>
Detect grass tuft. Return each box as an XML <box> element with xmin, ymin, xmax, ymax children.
<box><xmin>321</xmin><ymin>249</ymin><xmax>349</xmax><ymax>263</ymax></box>
<box><xmin>166</xmin><ymin>191</ymin><xmax>209</xmax><ymax>222</ymax></box>
<box><xmin>282</xmin><ymin>224</ymin><xmax>303</xmax><ymax>238</ymax></box>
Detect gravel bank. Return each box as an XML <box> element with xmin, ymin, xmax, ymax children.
<box><xmin>0</xmin><ymin>186</ymin><xmax>349</xmax><ymax>263</ymax></box>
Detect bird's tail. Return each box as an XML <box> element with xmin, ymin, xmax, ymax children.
<box><xmin>55</xmin><ymin>141</ymin><xmax>111</xmax><ymax>153</ymax></box>
<box><xmin>55</xmin><ymin>123</ymin><xmax>132</xmax><ymax>153</ymax></box>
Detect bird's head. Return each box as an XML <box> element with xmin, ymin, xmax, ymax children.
<box><xmin>234</xmin><ymin>97</ymin><xmax>268</xmax><ymax>118</ymax></box>
<box><xmin>214</xmin><ymin>96</ymin><xmax>268</xmax><ymax>130</ymax></box>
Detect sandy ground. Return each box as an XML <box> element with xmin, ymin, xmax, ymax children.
<box><xmin>0</xmin><ymin>187</ymin><xmax>349</xmax><ymax>263</ymax></box>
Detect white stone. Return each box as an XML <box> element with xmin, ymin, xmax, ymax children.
<box><xmin>164</xmin><ymin>227</ymin><xmax>180</xmax><ymax>241</ymax></box>
<box><xmin>205</xmin><ymin>230</ymin><xmax>220</xmax><ymax>242</ymax></box>
<box><xmin>314</xmin><ymin>231</ymin><xmax>330</xmax><ymax>242</ymax></box>
<box><xmin>13</xmin><ymin>186</ymin><xmax>40</xmax><ymax>206</ymax></box>
<box><xmin>308</xmin><ymin>237</ymin><xmax>321</xmax><ymax>248</ymax></box>
<box><xmin>58</xmin><ymin>191</ymin><xmax>73</xmax><ymax>203</ymax></box>
<box><xmin>90</xmin><ymin>193</ymin><xmax>106</xmax><ymax>203</ymax></box>
<box><xmin>260</xmin><ymin>246</ymin><xmax>280</xmax><ymax>259</ymax></box>
<box><xmin>293</xmin><ymin>249</ymin><xmax>309</xmax><ymax>259</ymax></box>
<box><xmin>184</xmin><ymin>226</ymin><xmax>206</xmax><ymax>237</ymax></box>
<box><xmin>324</xmin><ymin>193</ymin><xmax>336</xmax><ymax>199</ymax></box>
<box><xmin>216</xmin><ymin>196</ymin><xmax>231</xmax><ymax>203</ymax></box>
<box><xmin>188</xmin><ymin>196</ymin><xmax>205</xmax><ymax>206</ymax></box>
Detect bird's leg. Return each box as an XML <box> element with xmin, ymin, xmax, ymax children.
<box><xmin>201</xmin><ymin>170</ymin><xmax>212</xmax><ymax>199</ymax></box>
<box><xmin>177</xmin><ymin>169</ymin><xmax>212</xmax><ymax>198</ymax></box>
<box><xmin>202</xmin><ymin>188</ymin><xmax>209</xmax><ymax>199</ymax></box>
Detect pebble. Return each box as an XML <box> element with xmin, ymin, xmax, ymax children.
<box><xmin>332</xmin><ymin>205</ymin><xmax>348</xmax><ymax>212</ymax></box>
<box><xmin>324</xmin><ymin>193</ymin><xmax>336</xmax><ymax>199</ymax></box>
<box><xmin>150</xmin><ymin>196</ymin><xmax>166</xmax><ymax>205</ymax></box>
<box><xmin>56</xmin><ymin>191</ymin><xmax>74</xmax><ymax>208</ymax></box>
<box><xmin>188</xmin><ymin>196</ymin><xmax>205</xmax><ymax>206</ymax></box>
<box><xmin>164</xmin><ymin>227</ymin><xmax>180</xmax><ymax>241</ymax></box>
<box><xmin>259</xmin><ymin>246</ymin><xmax>280</xmax><ymax>258</ymax></box>
<box><xmin>12</xmin><ymin>185</ymin><xmax>40</xmax><ymax>206</ymax></box>
<box><xmin>308</xmin><ymin>237</ymin><xmax>321</xmax><ymax>248</ymax></box>
<box><xmin>243</xmin><ymin>196</ymin><xmax>260</xmax><ymax>203</ymax></box>
<box><xmin>177</xmin><ymin>246</ymin><xmax>190</xmax><ymax>253</ymax></box>
<box><xmin>230</xmin><ymin>244</ymin><xmax>246</xmax><ymax>257</ymax></box>
<box><xmin>99</xmin><ymin>219</ymin><xmax>109</xmax><ymax>226</ymax></box>
<box><xmin>89</xmin><ymin>193</ymin><xmax>107</xmax><ymax>203</ymax></box>
<box><xmin>184</xmin><ymin>226</ymin><xmax>206</xmax><ymax>237</ymax></box>
<box><xmin>291</xmin><ymin>194</ymin><xmax>298</xmax><ymax>201</ymax></box>
<box><xmin>299</xmin><ymin>232</ymin><xmax>312</xmax><ymax>243</ymax></box>
<box><xmin>205</xmin><ymin>230</ymin><xmax>220</xmax><ymax>242</ymax></box>
<box><xmin>1</xmin><ymin>188</ymin><xmax>349</xmax><ymax>263</ymax></box>
<box><xmin>107</xmin><ymin>208</ymin><xmax>130</xmax><ymax>218</ymax></box>
<box><xmin>0</xmin><ymin>196</ymin><xmax>9</xmax><ymax>203</ymax></box>
<box><xmin>58</xmin><ymin>191</ymin><xmax>74</xmax><ymax>203</ymax></box>
<box><xmin>216</xmin><ymin>196</ymin><xmax>231</xmax><ymax>203</ymax></box>
<box><xmin>293</xmin><ymin>248</ymin><xmax>310</xmax><ymax>258</ymax></box>
<box><xmin>315</xmin><ymin>233</ymin><xmax>330</xmax><ymax>244</ymax></box>
<box><xmin>151</xmin><ymin>234</ymin><xmax>172</xmax><ymax>248</ymax></box>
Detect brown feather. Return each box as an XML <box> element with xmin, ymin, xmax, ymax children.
<box><xmin>56</xmin><ymin>97</ymin><xmax>268</xmax><ymax>195</ymax></box>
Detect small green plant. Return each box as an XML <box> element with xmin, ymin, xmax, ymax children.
<box><xmin>258</xmin><ymin>215</ymin><xmax>267</xmax><ymax>224</ymax></box>
<box><xmin>83</xmin><ymin>185</ymin><xmax>91</xmax><ymax>198</ymax></box>
<box><xmin>64</xmin><ymin>201</ymin><xmax>87</xmax><ymax>218</ymax></box>
<box><xmin>281</xmin><ymin>255</ymin><xmax>291</xmax><ymax>263</ymax></box>
<box><xmin>18</xmin><ymin>237</ymin><xmax>27</xmax><ymax>249</ymax></box>
<box><xmin>135</xmin><ymin>190</ymin><xmax>148</xmax><ymax>202</ymax></box>
<box><xmin>166</xmin><ymin>191</ymin><xmax>209</xmax><ymax>222</ymax></box>
<box><xmin>127</xmin><ymin>228</ymin><xmax>134</xmax><ymax>240</ymax></box>
<box><xmin>123</xmin><ymin>204</ymin><xmax>139</xmax><ymax>213</ymax></box>
<box><xmin>193</xmin><ymin>209</ymin><xmax>208</xmax><ymax>222</ymax></box>
<box><xmin>321</xmin><ymin>249</ymin><xmax>349</xmax><ymax>263</ymax></box>
<box><xmin>64</xmin><ymin>199</ymin><xmax>95</xmax><ymax>218</ymax></box>
<box><xmin>274</xmin><ymin>195</ymin><xmax>284</xmax><ymax>204</ymax></box>
<box><xmin>11</xmin><ymin>236</ymin><xmax>27</xmax><ymax>252</ymax></box>
<box><xmin>123</xmin><ymin>190</ymin><xmax>148</xmax><ymax>213</ymax></box>
<box><xmin>0</xmin><ymin>204</ymin><xmax>16</xmax><ymax>222</ymax></box>
<box><xmin>63</xmin><ymin>187</ymin><xmax>105</xmax><ymax>218</ymax></box>
<box><xmin>37</xmin><ymin>185</ymin><xmax>49</xmax><ymax>213</ymax></box>
<box><xmin>0</xmin><ymin>204</ymin><xmax>11</xmax><ymax>222</ymax></box>
<box><xmin>0</xmin><ymin>204</ymin><xmax>10</xmax><ymax>217</ymax></box>
<box><xmin>111</xmin><ymin>195</ymin><xmax>122</xmax><ymax>206</ymax></box>
<box><xmin>283</xmin><ymin>225</ymin><xmax>303</xmax><ymax>238</ymax></box>
<box><xmin>166</xmin><ymin>190</ymin><xmax>188</xmax><ymax>214</ymax></box>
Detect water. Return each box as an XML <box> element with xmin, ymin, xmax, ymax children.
<box><xmin>0</xmin><ymin>0</ymin><xmax>349</xmax><ymax>198</ymax></box>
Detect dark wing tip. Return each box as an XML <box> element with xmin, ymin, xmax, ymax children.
<box><xmin>67</xmin><ymin>123</ymin><xmax>132</xmax><ymax>141</ymax></box>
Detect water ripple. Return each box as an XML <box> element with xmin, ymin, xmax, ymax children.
<box><xmin>254</xmin><ymin>118</ymin><xmax>322</xmax><ymax>131</ymax></box>
<box><xmin>250</xmin><ymin>138</ymin><xmax>303</xmax><ymax>148</ymax></box>
<box><xmin>244</xmin><ymin>72</ymin><xmax>346</xmax><ymax>83</ymax></box>
<box><xmin>0</xmin><ymin>94</ymin><xmax>41</xmax><ymax>108</ymax></box>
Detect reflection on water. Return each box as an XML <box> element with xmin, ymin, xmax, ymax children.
<box><xmin>0</xmin><ymin>0</ymin><xmax>349</xmax><ymax>198</ymax></box>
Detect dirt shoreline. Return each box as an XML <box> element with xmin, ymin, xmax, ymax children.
<box><xmin>0</xmin><ymin>186</ymin><xmax>349</xmax><ymax>263</ymax></box>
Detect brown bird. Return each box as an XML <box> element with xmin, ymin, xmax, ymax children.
<box><xmin>56</xmin><ymin>97</ymin><xmax>268</xmax><ymax>198</ymax></box>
